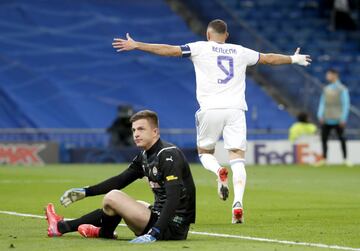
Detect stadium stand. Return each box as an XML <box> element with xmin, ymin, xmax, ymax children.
<box><xmin>0</xmin><ymin>0</ymin><xmax>294</xmax><ymax>149</ymax></box>
<box><xmin>0</xmin><ymin>0</ymin><xmax>198</xmax><ymax>129</ymax></box>
<box><xmin>230</xmin><ymin>0</ymin><xmax>360</xmax><ymax>98</ymax></box>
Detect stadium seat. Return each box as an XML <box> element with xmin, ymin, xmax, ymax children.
<box><xmin>0</xmin><ymin>0</ymin><xmax>298</xmax><ymax>147</ymax></box>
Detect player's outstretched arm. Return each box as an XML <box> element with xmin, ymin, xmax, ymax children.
<box><xmin>59</xmin><ymin>167</ymin><xmax>143</xmax><ymax>207</ymax></box>
<box><xmin>112</xmin><ymin>33</ymin><xmax>182</xmax><ymax>57</ymax></box>
<box><xmin>259</xmin><ymin>48</ymin><xmax>311</xmax><ymax>66</ymax></box>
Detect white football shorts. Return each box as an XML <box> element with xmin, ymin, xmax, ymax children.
<box><xmin>195</xmin><ymin>109</ymin><xmax>247</xmax><ymax>151</ymax></box>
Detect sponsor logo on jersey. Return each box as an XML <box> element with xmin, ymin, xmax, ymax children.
<box><xmin>166</xmin><ymin>175</ymin><xmax>178</xmax><ymax>181</ymax></box>
<box><xmin>166</xmin><ymin>156</ymin><xmax>173</xmax><ymax>162</ymax></box>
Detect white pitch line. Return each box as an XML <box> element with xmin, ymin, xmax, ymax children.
<box><xmin>1</xmin><ymin>210</ymin><xmax>359</xmax><ymax>251</ymax></box>
<box><xmin>0</xmin><ymin>179</ymin><xmax>74</xmax><ymax>184</ymax></box>
<box><xmin>189</xmin><ymin>231</ymin><xmax>360</xmax><ymax>251</ymax></box>
<box><xmin>0</xmin><ymin>210</ymin><xmax>46</xmax><ymax>219</ymax></box>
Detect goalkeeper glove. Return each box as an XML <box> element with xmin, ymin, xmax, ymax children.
<box><xmin>129</xmin><ymin>227</ymin><xmax>159</xmax><ymax>244</ymax></box>
<box><xmin>290</xmin><ymin>47</ymin><xmax>311</xmax><ymax>66</ymax></box>
<box><xmin>60</xmin><ymin>188</ymin><xmax>86</xmax><ymax>207</ymax></box>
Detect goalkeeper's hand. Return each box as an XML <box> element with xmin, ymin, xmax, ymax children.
<box><xmin>129</xmin><ymin>234</ymin><xmax>156</xmax><ymax>244</ymax></box>
<box><xmin>60</xmin><ymin>188</ymin><xmax>86</xmax><ymax>207</ymax></box>
<box><xmin>129</xmin><ymin>227</ymin><xmax>159</xmax><ymax>244</ymax></box>
<box><xmin>290</xmin><ymin>47</ymin><xmax>311</xmax><ymax>66</ymax></box>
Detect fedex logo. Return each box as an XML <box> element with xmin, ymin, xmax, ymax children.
<box><xmin>254</xmin><ymin>143</ymin><xmax>323</xmax><ymax>165</ymax></box>
<box><xmin>0</xmin><ymin>144</ymin><xmax>45</xmax><ymax>165</ymax></box>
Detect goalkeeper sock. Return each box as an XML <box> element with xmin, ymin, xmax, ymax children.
<box><xmin>230</xmin><ymin>158</ymin><xmax>246</xmax><ymax>206</ymax></box>
<box><xmin>199</xmin><ymin>153</ymin><xmax>221</xmax><ymax>175</ymax></box>
<box><xmin>58</xmin><ymin>209</ymin><xmax>102</xmax><ymax>234</ymax></box>
<box><xmin>99</xmin><ymin>210</ymin><xmax>122</xmax><ymax>239</ymax></box>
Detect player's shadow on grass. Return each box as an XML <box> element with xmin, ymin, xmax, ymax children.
<box><xmin>57</xmin><ymin>235</ymin><xmax>132</xmax><ymax>241</ymax></box>
<box><xmin>55</xmin><ymin>235</ymin><xmax>203</xmax><ymax>243</ymax></box>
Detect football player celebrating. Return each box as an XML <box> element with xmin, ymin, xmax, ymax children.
<box><xmin>45</xmin><ymin>110</ymin><xmax>196</xmax><ymax>243</ymax></box>
<box><xmin>112</xmin><ymin>19</ymin><xmax>311</xmax><ymax>224</ymax></box>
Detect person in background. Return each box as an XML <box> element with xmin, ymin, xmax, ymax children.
<box><xmin>288</xmin><ymin>112</ymin><xmax>317</xmax><ymax>142</ymax></box>
<box><xmin>332</xmin><ymin>0</ymin><xmax>357</xmax><ymax>30</ymax></box>
<box><xmin>107</xmin><ymin>105</ymin><xmax>134</xmax><ymax>147</ymax></box>
<box><xmin>317</xmin><ymin>68</ymin><xmax>351</xmax><ymax>166</ymax></box>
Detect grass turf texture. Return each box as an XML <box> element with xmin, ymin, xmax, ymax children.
<box><xmin>0</xmin><ymin>164</ymin><xmax>359</xmax><ymax>251</ymax></box>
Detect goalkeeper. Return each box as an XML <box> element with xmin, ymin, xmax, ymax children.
<box><xmin>44</xmin><ymin>110</ymin><xmax>196</xmax><ymax>243</ymax></box>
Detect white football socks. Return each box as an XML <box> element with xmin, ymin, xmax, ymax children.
<box><xmin>230</xmin><ymin>158</ymin><xmax>246</xmax><ymax>207</ymax></box>
<box><xmin>199</xmin><ymin>153</ymin><xmax>221</xmax><ymax>175</ymax></box>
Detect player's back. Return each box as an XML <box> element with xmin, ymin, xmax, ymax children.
<box><xmin>184</xmin><ymin>41</ymin><xmax>259</xmax><ymax>110</ymax></box>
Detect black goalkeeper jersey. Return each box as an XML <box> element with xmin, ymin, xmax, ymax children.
<box><xmin>85</xmin><ymin>139</ymin><xmax>196</xmax><ymax>232</ymax></box>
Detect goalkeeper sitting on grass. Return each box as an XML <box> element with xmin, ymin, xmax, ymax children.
<box><xmin>44</xmin><ymin>110</ymin><xmax>196</xmax><ymax>243</ymax></box>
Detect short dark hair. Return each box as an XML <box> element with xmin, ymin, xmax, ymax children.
<box><xmin>208</xmin><ymin>19</ymin><xmax>227</xmax><ymax>34</ymax></box>
<box><xmin>327</xmin><ymin>68</ymin><xmax>339</xmax><ymax>75</ymax></box>
<box><xmin>297</xmin><ymin>112</ymin><xmax>309</xmax><ymax>123</ymax></box>
<box><xmin>130</xmin><ymin>110</ymin><xmax>159</xmax><ymax>128</ymax></box>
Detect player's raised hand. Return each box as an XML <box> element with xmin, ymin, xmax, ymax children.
<box><xmin>290</xmin><ymin>47</ymin><xmax>311</xmax><ymax>66</ymax></box>
<box><xmin>60</xmin><ymin>188</ymin><xmax>86</xmax><ymax>207</ymax></box>
<box><xmin>112</xmin><ymin>33</ymin><xmax>138</xmax><ymax>52</ymax></box>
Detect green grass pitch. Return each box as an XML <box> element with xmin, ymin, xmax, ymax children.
<box><xmin>0</xmin><ymin>164</ymin><xmax>359</xmax><ymax>251</ymax></box>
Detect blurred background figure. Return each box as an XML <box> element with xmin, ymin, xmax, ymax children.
<box><xmin>107</xmin><ymin>105</ymin><xmax>134</xmax><ymax>147</ymax></box>
<box><xmin>317</xmin><ymin>69</ymin><xmax>351</xmax><ymax>166</ymax></box>
<box><xmin>288</xmin><ymin>112</ymin><xmax>317</xmax><ymax>142</ymax></box>
<box><xmin>332</xmin><ymin>0</ymin><xmax>357</xmax><ymax>30</ymax></box>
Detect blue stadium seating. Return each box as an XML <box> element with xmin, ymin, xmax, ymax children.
<box><xmin>233</xmin><ymin>0</ymin><xmax>360</xmax><ymax>108</ymax></box>
<box><xmin>0</xmin><ymin>0</ymin><xmax>294</xmax><ymax>145</ymax></box>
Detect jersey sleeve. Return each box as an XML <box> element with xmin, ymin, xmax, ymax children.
<box><xmin>153</xmin><ymin>149</ymin><xmax>184</xmax><ymax>232</ymax></box>
<box><xmin>85</xmin><ymin>154</ymin><xmax>144</xmax><ymax>196</ymax></box>
<box><xmin>317</xmin><ymin>92</ymin><xmax>325</xmax><ymax>120</ymax></box>
<box><xmin>241</xmin><ymin>46</ymin><xmax>260</xmax><ymax>66</ymax></box>
<box><xmin>161</xmin><ymin>151</ymin><xmax>183</xmax><ymax>186</ymax></box>
<box><xmin>340</xmin><ymin>88</ymin><xmax>350</xmax><ymax>122</ymax></box>
<box><xmin>180</xmin><ymin>41</ymin><xmax>202</xmax><ymax>59</ymax></box>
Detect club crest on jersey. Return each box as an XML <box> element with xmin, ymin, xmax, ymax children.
<box><xmin>152</xmin><ymin>166</ymin><xmax>158</xmax><ymax>176</ymax></box>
